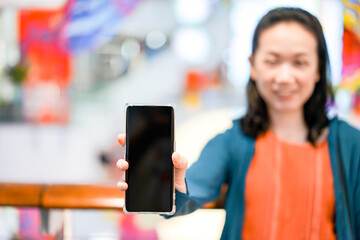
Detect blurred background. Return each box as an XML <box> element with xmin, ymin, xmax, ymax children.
<box><xmin>0</xmin><ymin>0</ymin><xmax>359</xmax><ymax>239</ymax></box>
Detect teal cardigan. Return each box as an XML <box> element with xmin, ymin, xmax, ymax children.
<box><xmin>169</xmin><ymin>118</ymin><xmax>360</xmax><ymax>240</ymax></box>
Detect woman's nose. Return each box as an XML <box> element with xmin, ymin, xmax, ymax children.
<box><xmin>274</xmin><ymin>63</ymin><xmax>295</xmax><ymax>84</ymax></box>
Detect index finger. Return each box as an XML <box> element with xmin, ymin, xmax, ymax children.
<box><xmin>117</xmin><ymin>133</ymin><xmax>126</xmax><ymax>146</ymax></box>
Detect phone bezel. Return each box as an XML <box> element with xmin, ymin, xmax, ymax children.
<box><xmin>123</xmin><ymin>103</ymin><xmax>176</xmax><ymax>215</ymax></box>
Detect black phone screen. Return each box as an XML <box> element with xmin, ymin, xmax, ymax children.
<box><xmin>125</xmin><ymin>105</ymin><xmax>174</xmax><ymax>213</ymax></box>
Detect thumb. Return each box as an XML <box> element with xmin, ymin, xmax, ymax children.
<box><xmin>172</xmin><ymin>152</ymin><xmax>188</xmax><ymax>194</ymax></box>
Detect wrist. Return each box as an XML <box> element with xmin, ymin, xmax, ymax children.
<box><xmin>175</xmin><ymin>181</ymin><xmax>187</xmax><ymax>194</ymax></box>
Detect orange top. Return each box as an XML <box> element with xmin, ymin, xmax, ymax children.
<box><xmin>242</xmin><ymin>131</ymin><xmax>336</xmax><ymax>240</ymax></box>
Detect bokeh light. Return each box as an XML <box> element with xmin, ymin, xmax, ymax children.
<box><xmin>172</xmin><ymin>28</ymin><xmax>210</xmax><ymax>65</ymax></box>
<box><xmin>120</xmin><ymin>39</ymin><xmax>141</xmax><ymax>61</ymax></box>
<box><xmin>174</xmin><ymin>0</ymin><xmax>211</xmax><ymax>25</ymax></box>
<box><xmin>145</xmin><ymin>30</ymin><xmax>167</xmax><ymax>50</ymax></box>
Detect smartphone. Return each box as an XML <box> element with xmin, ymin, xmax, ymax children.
<box><xmin>124</xmin><ymin>104</ymin><xmax>175</xmax><ymax>215</ymax></box>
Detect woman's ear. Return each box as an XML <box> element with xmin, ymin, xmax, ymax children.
<box><xmin>249</xmin><ymin>55</ymin><xmax>256</xmax><ymax>80</ymax></box>
<box><xmin>248</xmin><ymin>55</ymin><xmax>253</xmax><ymax>64</ymax></box>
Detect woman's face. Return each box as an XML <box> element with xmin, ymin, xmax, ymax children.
<box><xmin>250</xmin><ymin>21</ymin><xmax>319</xmax><ymax>115</ymax></box>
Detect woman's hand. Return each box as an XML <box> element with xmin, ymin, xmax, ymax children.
<box><xmin>116</xmin><ymin>133</ymin><xmax>188</xmax><ymax>194</ymax></box>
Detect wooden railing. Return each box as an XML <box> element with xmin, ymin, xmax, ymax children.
<box><xmin>0</xmin><ymin>182</ymin><xmax>226</xmax><ymax>237</ymax></box>
<box><xmin>0</xmin><ymin>183</ymin><xmax>123</xmax><ymax>209</ymax></box>
<box><xmin>0</xmin><ymin>182</ymin><xmax>225</xmax><ymax>210</ymax></box>
<box><xmin>0</xmin><ymin>183</ymin><xmax>43</xmax><ymax>207</ymax></box>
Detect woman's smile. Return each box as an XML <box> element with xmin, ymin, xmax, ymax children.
<box><xmin>274</xmin><ymin>91</ymin><xmax>295</xmax><ymax>100</ymax></box>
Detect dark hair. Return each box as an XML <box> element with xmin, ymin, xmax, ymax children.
<box><xmin>240</xmin><ymin>7</ymin><xmax>334</xmax><ymax>145</ymax></box>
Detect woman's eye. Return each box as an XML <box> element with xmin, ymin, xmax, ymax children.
<box><xmin>294</xmin><ymin>60</ymin><xmax>306</xmax><ymax>66</ymax></box>
<box><xmin>265</xmin><ymin>60</ymin><xmax>277</xmax><ymax>65</ymax></box>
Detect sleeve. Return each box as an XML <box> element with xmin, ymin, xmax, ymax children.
<box><xmin>166</xmin><ymin>130</ymin><xmax>232</xmax><ymax>218</ymax></box>
<box><xmin>338</xmin><ymin>120</ymin><xmax>360</xmax><ymax>239</ymax></box>
<box><xmin>355</xmin><ymin>153</ymin><xmax>360</xmax><ymax>239</ymax></box>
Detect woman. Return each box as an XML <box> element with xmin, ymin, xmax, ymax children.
<box><xmin>117</xmin><ymin>7</ymin><xmax>360</xmax><ymax>240</ymax></box>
